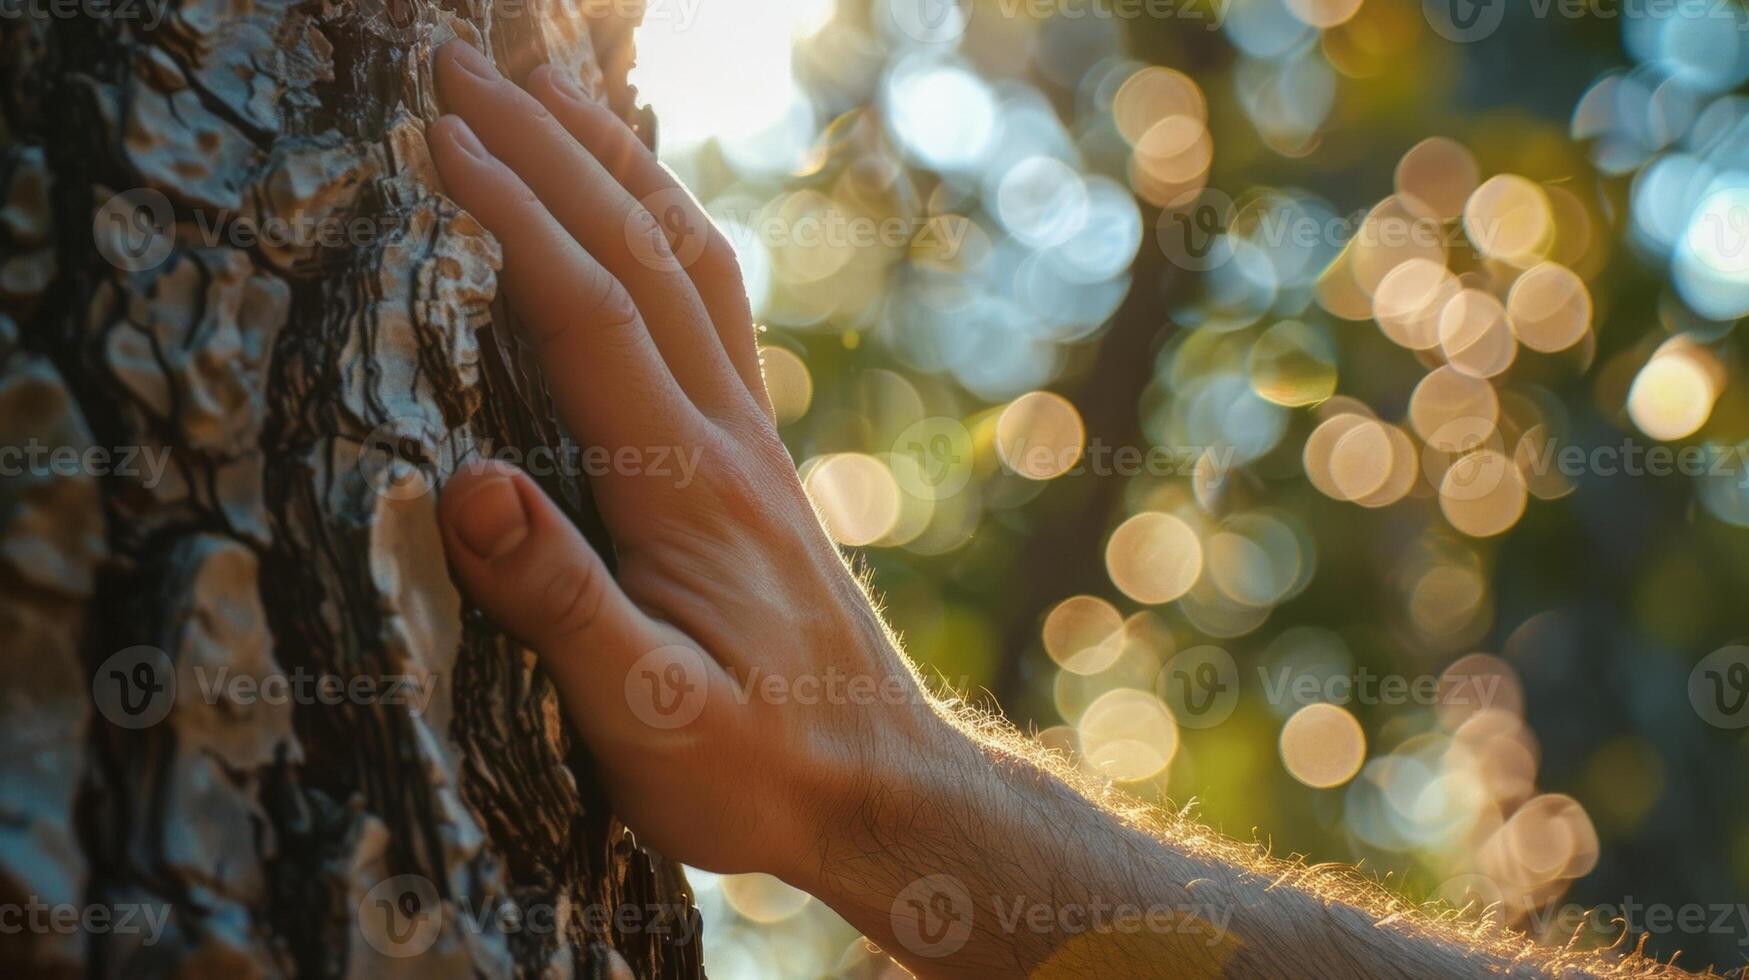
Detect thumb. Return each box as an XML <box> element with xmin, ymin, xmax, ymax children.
<box><xmin>436</xmin><ymin>459</ymin><xmax>704</xmax><ymax>734</ymax></box>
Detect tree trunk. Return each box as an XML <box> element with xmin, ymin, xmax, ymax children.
<box><xmin>0</xmin><ymin>2</ymin><xmax>702</xmax><ymax>976</ymax></box>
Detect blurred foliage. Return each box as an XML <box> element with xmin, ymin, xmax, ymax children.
<box><xmin>634</xmin><ymin>0</ymin><xmax>1749</xmax><ymax>973</ymax></box>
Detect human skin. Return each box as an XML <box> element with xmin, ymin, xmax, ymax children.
<box><xmin>423</xmin><ymin>39</ymin><xmax>1639</xmax><ymax>979</ymax></box>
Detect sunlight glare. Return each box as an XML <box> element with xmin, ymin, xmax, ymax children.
<box><xmin>632</xmin><ymin>0</ymin><xmax>834</xmax><ymax>152</ymax></box>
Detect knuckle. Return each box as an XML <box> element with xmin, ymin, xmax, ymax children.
<box><xmin>625</xmin><ymin>207</ymin><xmax>679</xmax><ymax>271</ymax></box>
<box><xmin>580</xmin><ymin>272</ymin><xmax>642</xmax><ymax>333</ymax></box>
<box><xmin>702</xmin><ymin>453</ymin><xmax>771</xmax><ymax>526</ymax></box>
<box><xmin>539</xmin><ymin>562</ymin><xmax>606</xmax><ymax>639</ymax></box>
<box><xmin>698</xmin><ymin>234</ymin><xmax>743</xmax><ymax>282</ymax></box>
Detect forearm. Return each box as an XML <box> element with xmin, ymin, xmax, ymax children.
<box><xmin>793</xmin><ymin>720</ymin><xmax>1622</xmax><ymax>979</ymax></box>
<box><xmin>794</xmin><ymin>727</ymin><xmax>1226</xmax><ymax>976</ymax></box>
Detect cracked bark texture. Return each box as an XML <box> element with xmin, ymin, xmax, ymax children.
<box><xmin>0</xmin><ymin>1</ymin><xmax>703</xmax><ymax>976</ymax></box>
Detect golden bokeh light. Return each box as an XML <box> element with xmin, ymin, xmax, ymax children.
<box><xmin>1106</xmin><ymin>511</ymin><xmax>1204</xmax><ymax>605</ymax></box>
<box><xmin>1408</xmin><ymin>561</ymin><xmax>1491</xmax><ymax>642</ymax></box>
<box><xmin>1077</xmin><ymin>688</ymin><xmax>1180</xmax><ymax>783</ymax></box>
<box><xmin>1284</xmin><ymin>0</ymin><xmax>1365</xmax><ymax>28</ymax></box>
<box><xmin>1042</xmin><ymin>595</ymin><xmax>1126</xmax><ymax>675</ymax></box>
<box><xmin>1279</xmin><ymin>703</ymin><xmax>1367</xmax><ymax>788</ymax></box>
<box><xmin>1506</xmin><ymin>263</ymin><xmax>1593</xmax><ymax>354</ymax></box>
<box><xmin>720</xmin><ymin>873</ymin><xmax>812</xmax><ymax>924</ymax></box>
<box><xmin>1464</xmin><ymin>175</ymin><xmax>1554</xmax><ymax>267</ymax></box>
<box><xmin>1410</xmin><ymin>367</ymin><xmax>1500</xmax><ymax>451</ymax></box>
<box><xmin>1627</xmin><ymin>340</ymin><xmax>1721</xmax><ymax>442</ymax></box>
<box><xmin>1355</xmin><ymin>423</ymin><xmax>1419</xmax><ymax>509</ymax></box>
<box><xmin>1438</xmin><ymin>289</ymin><xmax>1518</xmax><ymax>379</ymax></box>
<box><xmin>1330</xmin><ymin>417</ymin><xmax>1396</xmax><ymax>502</ymax></box>
<box><xmin>1131</xmin><ymin>115</ymin><xmax>1213</xmax><ymax>207</ymax></box>
<box><xmin>997</xmin><ymin>391</ymin><xmax>1086</xmax><ymax>480</ymax></box>
<box><xmin>760</xmin><ymin>346</ymin><xmax>814</xmax><ymax>425</ymax></box>
<box><xmin>1395</xmin><ymin>137</ymin><xmax>1481</xmax><ymax>222</ymax></box>
<box><xmin>1350</xmin><ymin>196</ymin><xmax>1448</xmax><ymax>296</ymax></box>
<box><xmin>1374</xmin><ymin>258</ymin><xmax>1459</xmax><ymax>350</ymax></box>
<box><xmin>1498</xmin><ymin>793</ymin><xmax>1600</xmax><ymax>883</ymax></box>
<box><xmin>1249</xmin><ymin>320</ymin><xmax>1338</xmax><ymax>407</ymax></box>
<box><xmin>1113</xmin><ymin>67</ymin><xmax>1207</xmax><ymax>144</ymax></box>
<box><xmin>1304</xmin><ymin>412</ymin><xmax>1371</xmax><ymax>501</ymax></box>
<box><xmin>1439</xmin><ymin>450</ymin><xmax>1528</xmax><ymax>538</ymax></box>
<box><xmin>803</xmin><ymin>453</ymin><xmax>901</xmax><ymax>547</ymax></box>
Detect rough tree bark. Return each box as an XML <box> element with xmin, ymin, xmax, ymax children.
<box><xmin>0</xmin><ymin>0</ymin><xmax>703</xmax><ymax>976</ymax></box>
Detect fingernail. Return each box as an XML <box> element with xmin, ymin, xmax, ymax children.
<box><xmin>451</xmin><ymin>475</ymin><xmax>528</xmax><ymax>560</ymax></box>
<box><xmin>448</xmin><ymin>41</ymin><xmax>499</xmax><ymax>81</ymax></box>
<box><xmin>444</xmin><ymin>118</ymin><xmax>489</xmax><ymax>161</ymax></box>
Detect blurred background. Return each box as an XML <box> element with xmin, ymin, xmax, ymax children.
<box><xmin>630</xmin><ymin>0</ymin><xmax>1749</xmax><ymax>973</ymax></box>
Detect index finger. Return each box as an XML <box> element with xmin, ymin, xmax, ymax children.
<box><xmin>428</xmin><ymin>115</ymin><xmax>705</xmax><ymax>460</ymax></box>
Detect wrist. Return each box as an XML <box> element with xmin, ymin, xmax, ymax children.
<box><xmin>779</xmin><ymin>700</ymin><xmax>985</xmax><ymax>899</ymax></box>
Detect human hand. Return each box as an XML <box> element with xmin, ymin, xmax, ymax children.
<box><xmin>424</xmin><ymin>39</ymin><xmax>961</xmax><ymax>886</ymax></box>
